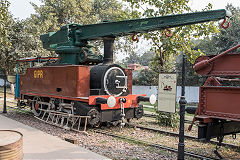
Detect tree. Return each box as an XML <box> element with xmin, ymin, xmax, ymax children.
<box><xmin>123</xmin><ymin>0</ymin><xmax>221</xmax><ymax>126</ymax></box>
<box><xmin>176</xmin><ymin>54</ymin><xmax>206</xmax><ymax>86</ymax></box>
<box><xmin>0</xmin><ymin>16</ymin><xmax>39</xmax><ymax>75</ymax></box>
<box><xmin>124</xmin><ymin>0</ymin><xmax>219</xmax><ymax>71</ymax></box>
<box><xmin>122</xmin><ymin>51</ymin><xmax>155</xmax><ymax>67</ymax></box>
<box><xmin>0</xmin><ymin>1</ymin><xmax>38</xmax><ymax>75</ymax></box>
<box><xmin>133</xmin><ymin>69</ymin><xmax>157</xmax><ymax>85</ymax></box>
<box><xmin>0</xmin><ymin>0</ymin><xmax>10</xmax><ymax>74</ymax></box>
<box><xmin>180</xmin><ymin>4</ymin><xmax>240</xmax><ymax>87</ymax></box>
<box><xmin>198</xmin><ymin>4</ymin><xmax>240</xmax><ymax>55</ymax></box>
<box><xmin>25</xmin><ymin>0</ymin><xmax>139</xmax><ymax>57</ymax></box>
<box><xmin>0</xmin><ymin>0</ymin><xmax>10</xmax><ymax>49</ymax></box>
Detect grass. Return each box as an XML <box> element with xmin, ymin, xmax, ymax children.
<box><xmin>14</xmin><ymin>109</ymin><xmax>32</xmax><ymax>115</ymax></box>
<box><xmin>100</xmin><ymin>140</ymin><xmax>108</xmax><ymax>144</ymax></box>
<box><xmin>140</xmin><ymin>102</ymin><xmax>156</xmax><ymax>113</ymax></box>
<box><xmin>140</xmin><ymin>102</ymin><xmax>152</xmax><ymax>106</ymax></box>
<box><xmin>143</xmin><ymin>107</ymin><xmax>155</xmax><ymax>113</ymax></box>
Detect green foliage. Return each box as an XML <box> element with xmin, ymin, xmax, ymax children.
<box><xmin>26</xmin><ymin>0</ymin><xmax>138</xmax><ymax>58</ymax></box>
<box><xmin>198</xmin><ymin>4</ymin><xmax>240</xmax><ymax>55</ymax></box>
<box><xmin>176</xmin><ymin>54</ymin><xmax>206</xmax><ymax>86</ymax></box>
<box><xmin>0</xmin><ymin>16</ymin><xmax>39</xmax><ymax>74</ymax></box>
<box><xmin>0</xmin><ymin>0</ymin><xmax>41</xmax><ymax>74</ymax></box>
<box><xmin>133</xmin><ymin>69</ymin><xmax>158</xmax><ymax>85</ymax></box>
<box><xmin>132</xmin><ymin>53</ymin><xmax>176</xmax><ymax>86</ymax></box>
<box><xmin>0</xmin><ymin>0</ymin><xmax>10</xmax><ymax>73</ymax></box>
<box><xmin>122</xmin><ymin>51</ymin><xmax>154</xmax><ymax>67</ymax></box>
<box><xmin>156</xmin><ymin>111</ymin><xmax>179</xmax><ymax>128</ymax></box>
<box><xmin>124</xmin><ymin>0</ymin><xmax>218</xmax><ymax>68</ymax></box>
<box><xmin>0</xmin><ymin>0</ymin><xmax>10</xmax><ymax>48</ymax></box>
<box><xmin>121</xmin><ymin>51</ymin><xmax>160</xmax><ymax>85</ymax></box>
<box><xmin>0</xmin><ymin>1</ymin><xmax>37</xmax><ymax>75</ymax></box>
<box><xmin>123</xmin><ymin>0</ymin><xmax>219</xmax><ymax>126</ymax></box>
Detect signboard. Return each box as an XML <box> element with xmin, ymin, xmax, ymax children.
<box><xmin>157</xmin><ymin>73</ymin><xmax>177</xmax><ymax>113</ymax></box>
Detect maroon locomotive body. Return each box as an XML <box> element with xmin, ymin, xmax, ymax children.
<box><xmin>16</xmin><ymin>59</ymin><xmax>155</xmax><ymax>127</ymax></box>
<box><xmin>20</xmin><ymin>65</ymin><xmax>90</xmax><ymax>98</ymax></box>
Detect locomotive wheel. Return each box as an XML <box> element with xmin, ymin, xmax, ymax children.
<box><xmin>87</xmin><ymin>108</ymin><xmax>101</xmax><ymax>127</ymax></box>
<box><xmin>111</xmin><ymin>121</ymin><xmax>120</xmax><ymax>126</ymax></box>
<box><xmin>135</xmin><ymin>105</ymin><xmax>144</xmax><ymax>119</ymax></box>
<box><xmin>31</xmin><ymin>97</ymin><xmax>48</xmax><ymax>117</ymax></box>
<box><xmin>32</xmin><ymin>97</ymin><xmax>43</xmax><ymax>117</ymax></box>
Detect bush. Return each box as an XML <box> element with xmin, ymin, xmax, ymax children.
<box><xmin>155</xmin><ymin>111</ymin><xmax>179</xmax><ymax>128</ymax></box>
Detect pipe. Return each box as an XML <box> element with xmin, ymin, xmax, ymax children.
<box><xmin>137</xmin><ymin>94</ymin><xmax>156</xmax><ymax>105</ymax></box>
<box><xmin>103</xmin><ymin>37</ymin><xmax>115</xmax><ymax>64</ymax></box>
<box><xmin>194</xmin><ymin>44</ymin><xmax>240</xmax><ymax>72</ymax></box>
<box><xmin>96</xmin><ymin>96</ymin><xmax>116</xmax><ymax>108</ymax></box>
<box><xmin>96</xmin><ymin>97</ymin><xmax>107</xmax><ymax>104</ymax></box>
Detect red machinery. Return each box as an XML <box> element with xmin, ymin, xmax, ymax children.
<box><xmin>189</xmin><ymin>44</ymin><xmax>240</xmax><ymax>141</ymax></box>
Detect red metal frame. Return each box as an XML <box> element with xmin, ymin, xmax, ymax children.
<box><xmin>203</xmin><ymin>76</ymin><xmax>221</xmax><ymax>86</ymax></box>
<box><xmin>189</xmin><ymin>44</ymin><xmax>240</xmax><ymax>130</ymax></box>
<box><xmin>89</xmin><ymin>94</ymin><xmax>145</xmax><ymax>110</ymax></box>
<box><xmin>198</xmin><ymin>86</ymin><xmax>240</xmax><ymax>120</ymax></box>
<box><xmin>19</xmin><ymin>91</ymin><xmax>89</xmax><ymax>103</ymax></box>
<box><xmin>19</xmin><ymin>91</ymin><xmax>145</xmax><ymax>110</ymax></box>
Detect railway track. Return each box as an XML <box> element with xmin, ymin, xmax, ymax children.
<box><xmin>143</xmin><ymin>113</ymin><xmax>194</xmax><ymax>124</ymax></box>
<box><xmin>127</xmin><ymin>123</ymin><xmax>240</xmax><ymax>151</ymax></box>
<box><xmin>5</xmin><ymin>101</ymin><xmax>239</xmax><ymax>151</ymax></box>
<box><xmin>94</xmin><ymin>129</ymin><xmax>217</xmax><ymax>160</ymax></box>
<box><xmin>143</xmin><ymin>113</ymin><xmax>157</xmax><ymax>118</ymax></box>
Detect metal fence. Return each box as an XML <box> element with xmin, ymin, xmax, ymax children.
<box><xmin>132</xmin><ymin>85</ymin><xmax>199</xmax><ymax>103</ymax></box>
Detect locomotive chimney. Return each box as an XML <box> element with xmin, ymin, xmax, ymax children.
<box><xmin>103</xmin><ymin>37</ymin><xmax>115</xmax><ymax>64</ymax></box>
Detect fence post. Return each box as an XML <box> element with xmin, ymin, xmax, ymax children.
<box><xmin>3</xmin><ymin>74</ymin><xmax>7</xmax><ymax>113</ymax></box>
<box><xmin>177</xmin><ymin>53</ymin><xmax>187</xmax><ymax>159</ymax></box>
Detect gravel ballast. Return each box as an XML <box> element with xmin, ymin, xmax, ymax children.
<box><xmin>0</xmin><ymin>93</ymin><xmax>240</xmax><ymax>160</ymax></box>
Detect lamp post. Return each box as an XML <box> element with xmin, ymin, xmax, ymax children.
<box><xmin>3</xmin><ymin>74</ymin><xmax>7</xmax><ymax>113</ymax></box>
<box><xmin>177</xmin><ymin>53</ymin><xmax>187</xmax><ymax>159</ymax></box>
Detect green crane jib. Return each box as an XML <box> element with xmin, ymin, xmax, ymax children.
<box><xmin>40</xmin><ymin>9</ymin><xmax>230</xmax><ymax>65</ymax></box>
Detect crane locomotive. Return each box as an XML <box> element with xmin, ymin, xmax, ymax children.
<box><xmin>14</xmin><ymin>9</ymin><xmax>230</xmax><ymax>131</ymax></box>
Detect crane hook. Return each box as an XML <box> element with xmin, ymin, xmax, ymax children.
<box><xmin>221</xmin><ymin>18</ymin><xmax>230</xmax><ymax>29</ymax></box>
<box><xmin>165</xmin><ymin>28</ymin><xmax>172</xmax><ymax>37</ymax></box>
<box><xmin>131</xmin><ymin>33</ymin><xmax>138</xmax><ymax>41</ymax></box>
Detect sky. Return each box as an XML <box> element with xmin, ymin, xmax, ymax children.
<box><xmin>8</xmin><ymin>0</ymin><xmax>240</xmax><ymax>20</ymax></box>
<box><xmin>7</xmin><ymin>0</ymin><xmax>240</xmax><ymax>61</ymax></box>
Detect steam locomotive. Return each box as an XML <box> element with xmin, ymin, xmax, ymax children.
<box><xmin>15</xmin><ymin>9</ymin><xmax>228</xmax><ymax>129</ymax></box>
<box><xmin>16</xmin><ymin>56</ymin><xmax>156</xmax><ymax>127</ymax></box>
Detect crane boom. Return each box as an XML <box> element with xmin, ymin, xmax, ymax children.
<box><xmin>40</xmin><ymin>9</ymin><xmax>230</xmax><ymax>65</ymax></box>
